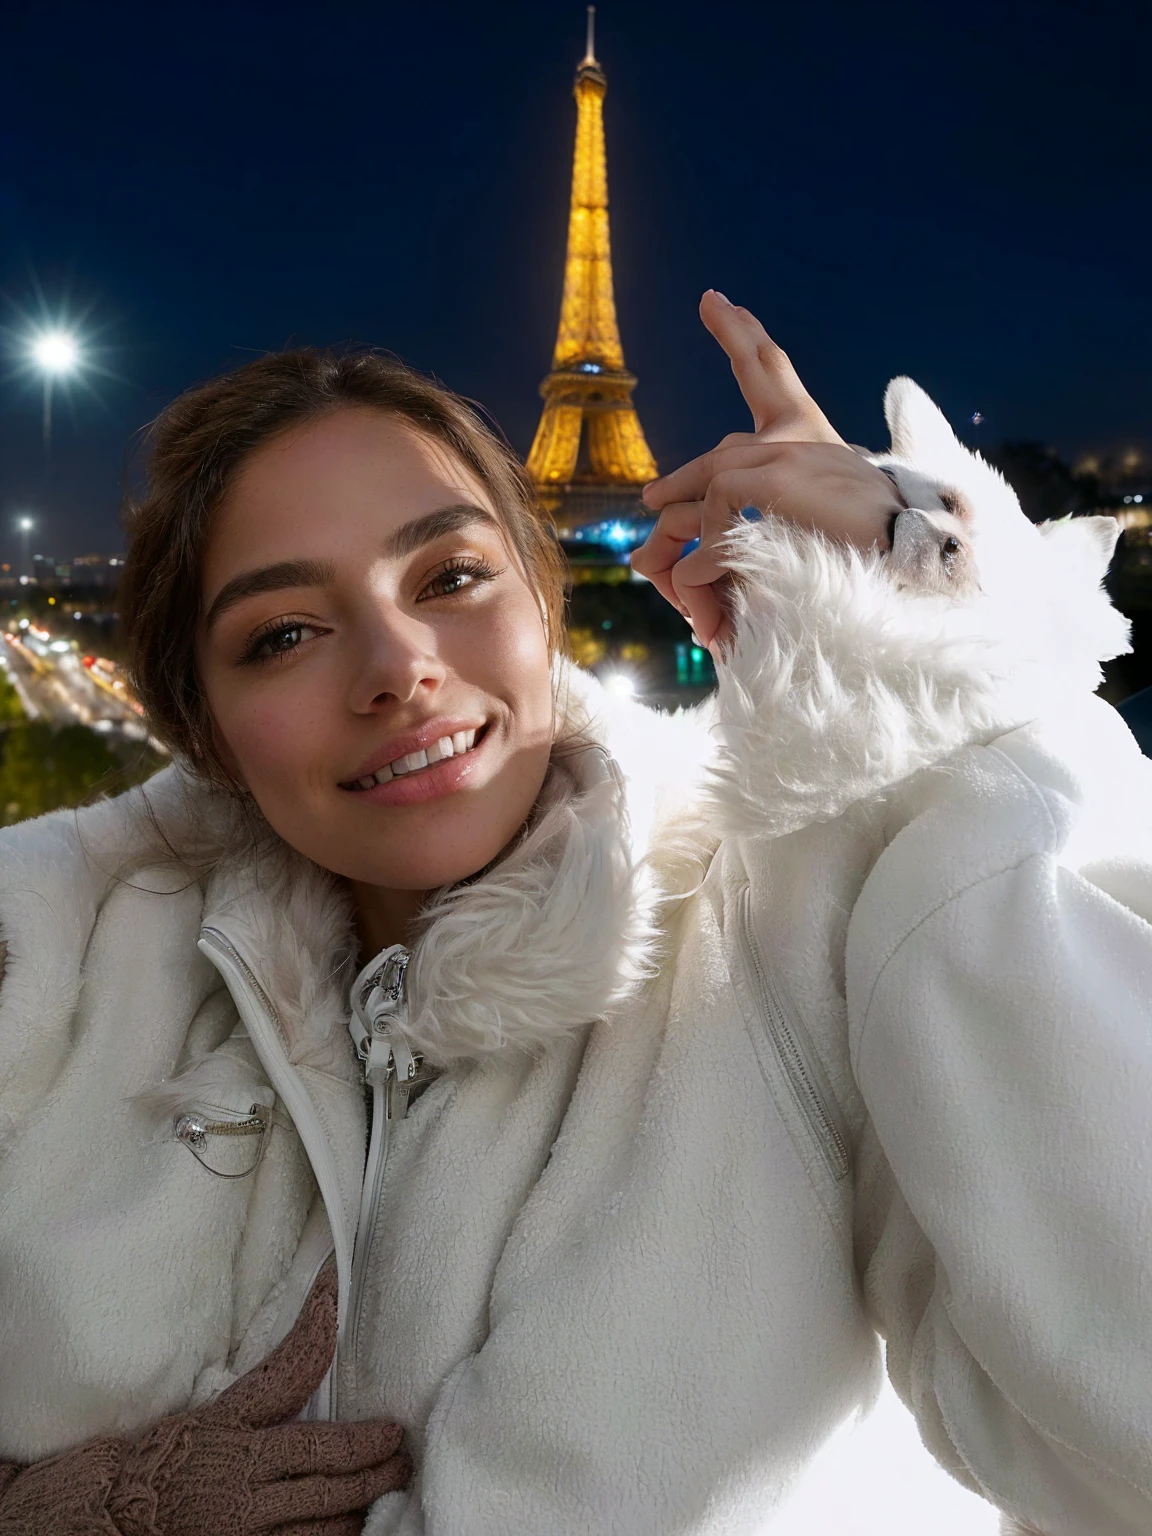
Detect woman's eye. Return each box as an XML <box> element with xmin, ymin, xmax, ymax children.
<box><xmin>245</xmin><ymin>622</ymin><xmax>319</xmax><ymax>663</ymax></box>
<box><xmin>419</xmin><ymin>558</ymin><xmax>501</xmax><ymax>602</ymax></box>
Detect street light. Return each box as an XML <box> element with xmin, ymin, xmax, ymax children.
<box><xmin>28</xmin><ymin>329</ymin><xmax>81</xmax><ymax>457</ymax></box>
<box><xmin>32</xmin><ymin>332</ymin><xmax>79</xmax><ymax>374</ymax></box>
<box><xmin>16</xmin><ymin>517</ymin><xmax>33</xmax><ymax>580</ymax></box>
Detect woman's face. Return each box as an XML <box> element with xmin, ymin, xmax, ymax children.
<box><xmin>197</xmin><ymin>407</ymin><xmax>555</xmax><ymax>892</ymax></box>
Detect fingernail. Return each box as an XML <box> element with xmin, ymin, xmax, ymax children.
<box><xmin>711</xmin><ymin>290</ymin><xmax>732</xmax><ymax>305</ymax></box>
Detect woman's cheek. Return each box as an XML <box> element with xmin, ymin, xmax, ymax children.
<box><xmin>470</xmin><ymin>593</ymin><xmax>553</xmax><ymax>721</ymax></box>
<box><xmin>219</xmin><ymin>682</ymin><xmax>336</xmax><ymax>801</ymax></box>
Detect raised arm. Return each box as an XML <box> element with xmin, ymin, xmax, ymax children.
<box><xmin>634</xmin><ymin>297</ymin><xmax>1152</xmax><ymax>1531</ymax></box>
<box><xmin>848</xmin><ymin>696</ymin><xmax>1152</xmax><ymax>1534</ymax></box>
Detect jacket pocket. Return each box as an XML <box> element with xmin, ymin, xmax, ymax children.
<box><xmin>734</xmin><ymin>883</ymin><xmax>850</xmax><ymax>1182</ymax></box>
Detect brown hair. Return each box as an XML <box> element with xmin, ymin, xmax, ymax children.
<box><xmin>120</xmin><ymin>348</ymin><xmax>568</xmax><ymax>786</ymax></box>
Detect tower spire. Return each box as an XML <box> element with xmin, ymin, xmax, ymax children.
<box><xmin>583</xmin><ymin>5</ymin><xmax>596</xmax><ymax>65</ymax></box>
<box><xmin>526</xmin><ymin>13</ymin><xmax>657</xmax><ymax>529</ymax></box>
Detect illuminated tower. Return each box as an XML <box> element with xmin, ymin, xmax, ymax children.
<box><xmin>527</xmin><ymin>8</ymin><xmax>657</xmax><ymax>533</ymax></box>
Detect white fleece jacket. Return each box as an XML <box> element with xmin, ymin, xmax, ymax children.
<box><xmin>0</xmin><ymin>380</ymin><xmax>1149</xmax><ymax>1536</ymax></box>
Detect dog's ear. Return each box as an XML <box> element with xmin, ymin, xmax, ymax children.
<box><xmin>1038</xmin><ymin>514</ymin><xmax>1121</xmax><ymax>582</ymax></box>
<box><xmin>883</xmin><ymin>377</ymin><xmax>967</xmax><ymax>467</ymax></box>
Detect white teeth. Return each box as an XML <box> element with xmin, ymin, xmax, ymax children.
<box><xmin>425</xmin><ymin>736</ymin><xmax>456</xmax><ymax>765</ymax></box>
<box><xmin>347</xmin><ymin>729</ymin><xmax>480</xmax><ymax>790</ymax></box>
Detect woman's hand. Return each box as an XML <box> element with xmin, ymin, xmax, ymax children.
<box><xmin>630</xmin><ymin>291</ymin><xmax>904</xmax><ymax>654</ymax></box>
<box><xmin>0</xmin><ymin>1261</ymin><xmax>412</xmax><ymax>1536</ymax></box>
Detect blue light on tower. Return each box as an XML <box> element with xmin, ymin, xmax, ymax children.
<box><xmin>565</xmin><ymin>516</ymin><xmax>657</xmax><ymax>561</ymax></box>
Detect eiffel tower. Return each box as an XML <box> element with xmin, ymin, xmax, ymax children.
<box><xmin>527</xmin><ymin>8</ymin><xmax>657</xmax><ymax>536</ymax></box>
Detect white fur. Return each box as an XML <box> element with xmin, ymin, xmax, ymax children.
<box><xmin>705</xmin><ymin>378</ymin><xmax>1130</xmax><ymax>839</ymax></box>
<box><xmin>403</xmin><ymin>741</ymin><xmax>660</xmax><ymax>1062</ymax></box>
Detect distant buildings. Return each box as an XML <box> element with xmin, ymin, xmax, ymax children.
<box><xmin>0</xmin><ymin>554</ymin><xmax>125</xmax><ymax>593</ymax></box>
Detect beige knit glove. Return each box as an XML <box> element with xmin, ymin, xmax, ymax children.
<box><xmin>0</xmin><ymin>1260</ymin><xmax>411</xmax><ymax>1535</ymax></box>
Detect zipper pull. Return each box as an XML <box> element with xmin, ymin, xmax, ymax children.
<box><xmin>348</xmin><ymin>945</ymin><xmax>423</xmax><ymax>1121</ymax></box>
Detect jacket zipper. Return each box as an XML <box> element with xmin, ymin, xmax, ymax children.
<box><xmin>344</xmin><ymin>944</ymin><xmax>427</xmax><ymax>1378</ymax></box>
<box><xmin>199</xmin><ymin>928</ymin><xmax>428</xmax><ymax>1417</ymax></box>
<box><xmin>736</xmin><ymin>887</ymin><xmax>850</xmax><ymax>1180</ymax></box>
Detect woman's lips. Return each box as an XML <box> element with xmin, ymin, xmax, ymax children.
<box><xmin>338</xmin><ymin>724</ymin><xmax>490</xmax><ymax>807</ymax></box>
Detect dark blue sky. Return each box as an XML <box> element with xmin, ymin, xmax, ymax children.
<box><xmin>2</xmin><ymin>0</ymin><xmax>1148</xmax><ymax>562</ymax></box>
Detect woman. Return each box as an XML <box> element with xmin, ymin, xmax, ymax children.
<box><xmin>0</xmin><ymin>291</ymin><xmax>1149</xmax><ymax>1536</ymax></box>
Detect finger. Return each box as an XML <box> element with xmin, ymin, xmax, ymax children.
<box><xmin>641</xmin><ymin>442</ymin><xmax>786</xmax><ymax>512</ymax></box>
<box><xmin>630</xmin><ymin>502</ymin><xmax>702</xmax><ymax>612</ymax></box>
<box><xmin>698</xmin><ymin>291</ymin><xmax>816</xmax><ymax>435</ymax></box>
<box><xmin>670</xmin><ymin>560</ymin><xmax>727</xmax><ymax>651</ymax></box>
<box><xmin>707</xmin><ymin>611</ymin><xmax>736</xmax><ymax>662</ymax></box>
<box><xmin>207</xmin><ymin>1260</ymin><xmax>338</xmax><ymax>1431</ymax></box>
<box><xmin>667</xmin><ymin>474</ymin><xmax>774</xmax><ymax>647</ymax></box>
<box><xmin>255</xmin><ymin>1419</ymin><xmax>405</xmax><ymax>1481</ymax></box>
<box><xmin>643</xmin><ymin>433</ymin><xmax>761</xmax><ymax>509</ymax></box>
<box><xmin>255</xmin><ymin>1455</ymin><xmax>414</xmax><ymax>1527</ymax></box>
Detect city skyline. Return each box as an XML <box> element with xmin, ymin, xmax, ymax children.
<box><xmin>2</xmin><ymin>0</ymin><xmax>1149</xmax><ymax>563</ymax></box>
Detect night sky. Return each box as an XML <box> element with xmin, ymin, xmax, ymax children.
<box><xmin>2</xmin><ymin>0</ymin><xmax>1149</xmax><ymax>563</ymax></box>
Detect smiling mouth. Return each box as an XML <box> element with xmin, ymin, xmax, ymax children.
<box><xmin>339</xmin><ymin>725</ymin><xmax>487</xmax><ymax>791</ymax></box>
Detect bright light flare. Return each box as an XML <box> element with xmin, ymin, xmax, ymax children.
<box><xmin>603</xmin><ymin>671</ymin><xmax>636</xmax><ymax>699</ymax></box>
<box><xmin>17</xmin><ymin>517</ymin><xmax>33</xmax><ymax>532</ymax></box>
<box><xmin>31</xmin><ymin>330</ymin><xmax>80</xmax><ymax>375</ymax></box>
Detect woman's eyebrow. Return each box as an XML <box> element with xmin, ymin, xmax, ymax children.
<box><xmin>383</xmin><ymin>503</ymin><xmax>499</xmax><ymax>559</ymax></box>
<box><xmin>204</xmin><ymin>557</ymin><xmax>336</xmax><ymax>633</ymax></box>
<box><xmin>203</xmin><ymin>505</ymin><xmax>499</xmax><ymax>633</ymax></box>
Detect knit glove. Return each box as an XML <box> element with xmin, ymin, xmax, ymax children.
<box><xmin>0</xmin><ymin>1259</ymin><xmax>411</xmax><ymax>1535</ymax></box>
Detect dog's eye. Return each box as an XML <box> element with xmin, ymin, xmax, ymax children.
<box><xmin>941</xmin><ymin>536</ymin><xmax>961</xmax><ymax>562</ymax></box>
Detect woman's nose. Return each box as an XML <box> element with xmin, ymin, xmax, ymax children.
<box><xmin>348</xmin><ymin>608</ymin><xmax>449</xmax><ymax>712</ymax></box>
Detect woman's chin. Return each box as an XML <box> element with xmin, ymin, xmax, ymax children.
<box><xmin>311</xmin><ymin>796</ymin><xmax>534</xmax><ymax>893</ymax></box>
